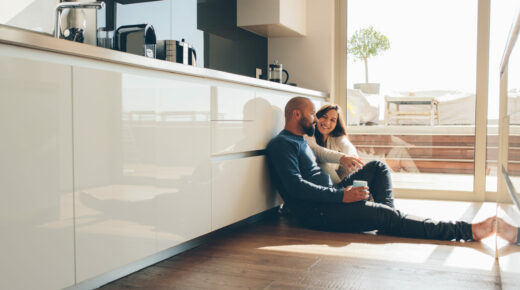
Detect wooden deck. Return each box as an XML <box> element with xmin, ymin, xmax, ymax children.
<box><xmin>349</xmin><ymin>133</ymin><xmax>520</xmax><ymax>175</ymax></box>
<box><xmin>99</xmin><ymin>199</ymin><xmax>520</xmax><ymax>290</ymax></box>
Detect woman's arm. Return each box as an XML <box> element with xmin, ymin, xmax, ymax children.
<box><xmin>336</xmin><ymin>136</ymin><xmax>359</xmax><ymax>157</ymax></box>
<box><xmin>305</xmin><ymin>135</ymin><xmax>344</xmax><ymax>163</ymax></box>
<box><xmin>305</xmin><ymin>135</ymin><xmax>364</xmax><ymax>171</ymax></box>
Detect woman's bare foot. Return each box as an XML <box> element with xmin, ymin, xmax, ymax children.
<box><xmin>472</xmin><ymin>217</ymin><xmax>496</xmax><ymax>241</ymax></box>
<box><xmin>497</xmin><ymin>217</ymin><xmax>519</xmax><ymax>243</ymax></box>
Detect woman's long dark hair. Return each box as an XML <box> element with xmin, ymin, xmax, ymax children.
<box><xmin>314</xmin><ymin>104</ymin><xmax>348</xmax><ymax>146</ymax></box>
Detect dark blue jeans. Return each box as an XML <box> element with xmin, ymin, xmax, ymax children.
<box><xmin>336</xmin><ymin>159</ymin><xmax>395</xmax><ymax>208</ymax></box>
<box><xmin>300</xmin><ymin>160</ymin><xmax>473</xmax><ymax>241</ymax></box>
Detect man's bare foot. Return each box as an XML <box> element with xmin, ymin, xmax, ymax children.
<box><xmin>497</xmin><ymin>217</ymin><xmax>518</xmax><ymax>244</ymax></box>
<box><xmin>472</xmin><ymin>217</ymin><xmax>496</xmax><ymax>241</ymax></box>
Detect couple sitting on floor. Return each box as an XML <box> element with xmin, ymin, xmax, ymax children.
<box><xmin>266</xmin><ymin>96</ymin><xmax>519</xmax><ymax>244</ymax></box>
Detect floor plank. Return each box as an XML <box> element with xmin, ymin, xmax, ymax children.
<box><xmin>100</xmin><ymin>199</ymin><xmax>520</xmax><ymax>290</ymax></box>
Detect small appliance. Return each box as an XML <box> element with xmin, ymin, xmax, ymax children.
<box><xmin>156</xmin><ymin>38</ymin><xmax>197</xmax><ymax>66</ymax></box>
<box><xmin>115</xmin><ymin>24</ymin><xmax>157</xmax><ymax>58</ymax></box>
<box><xmin>268</xmin><ymin>60</ymin><xmax>289</xmax><ymax>84</ymax></box>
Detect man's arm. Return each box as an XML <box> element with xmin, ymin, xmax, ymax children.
<box><xmin>267</xmin><ymin>139</ymin><xmax>344</xmax><ymax>203</ymax></box>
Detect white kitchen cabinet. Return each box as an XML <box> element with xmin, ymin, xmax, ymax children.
<box><xmin>153</xmin><ymin>74</ymin><xmax>212</xmax><ymax>252</ymax></box>
<box><xmin>73</xmin><ymin>66</ymin><xmax>156</xmax><ymax>282</ymax></box>
<box><xmin>211</xmin><ymin>84</ymin><xmax>257</xmax><ymax>154</ymax></box>
<box><xmin>72</xmin><ymin>65</ymin><xmax>212</xmax><ymax>282</ymax></box>
<box><xmin>254</xmin><ymin>90</ymin><xmax>293</xmax><ymax>149</ymax></box>
<box><xmin>237</xmin><ymin>0</ymin><xmax>306</xmax><ymax>37</ymax></box>
<box><xmin>0</xmin><ymin>55</ymin><xmax>75</xmax><ymax>290</ymax></box>
<box><xmin>211</xmin><ymin>85</ymin><xmax>295</xmax><ymax>155</ymax></box>
<box><xmin>211</xmin><ymin>156</ymin><xmax>278</xmax><ymax>230</ymax></box>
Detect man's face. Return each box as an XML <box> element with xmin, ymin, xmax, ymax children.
<box><xmin>298</xmin><ymin>101</ymin><xmax>317</xmax><ymax>136</ymax></box>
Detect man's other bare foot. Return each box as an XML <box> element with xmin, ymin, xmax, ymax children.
<box><xmin>472</xmin><ymin>217</ymin><xmax>496</xmax><ymax>241</ymax></box>
<box><xmin>497</xmin><ymin>217</ymin><xmax>518</xmax><ymax>244</ymax></box>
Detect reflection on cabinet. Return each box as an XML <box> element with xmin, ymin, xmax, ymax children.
<box><xmin>153</xmin><ymin>73</ymin><xmax>212</xmax><ymax>252</ymax></box>
<box><xmin>72</xmin><ymin>66</ymin><xmax>212</xmax><ymax>282</ymax></box>
<box><xmin>210</xmin><ymin>89</ymin><xmax>296</xmax><ymax>231</ymax></box>
<box><xmin>211</xmin><ymin>89</ymin><xmax>292</xmax><ymax>155</ymax></box>
<box><xmin>211</xmin><ymin>156</ymin><xmax>277</xmax><ymax>230</ymax></box>
<box><xmin>255</xmin><ymin>90</ymin><xmax>292</xmax><ymax>148</ymax></box>
<box><xmin>211</xmin><ymin>84</ymin><xmax>256</xmax><ymax>155</ymax></box>
<box><xmin>497</xmin><ymin>203</ymin><xmax>520</xmax><ymax>289</ymax></box>
<box><xmin>0</xmin><ymin>56</ymin><xmax>75</xmax><ymax>290</ymax></box>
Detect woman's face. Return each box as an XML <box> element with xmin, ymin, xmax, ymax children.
<box><xmin>317</xmin><ymin>109</ymin><xmax>338</xmax><ymax>137</ymax></box>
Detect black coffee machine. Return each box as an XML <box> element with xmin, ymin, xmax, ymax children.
<box><xmin>115</xmin><ymin>24</ymin><xmax>156</xmax><ymax>58</ymax></box>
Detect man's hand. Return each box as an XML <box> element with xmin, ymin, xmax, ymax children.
<box><xmin>342</xmin><ymin>186</ymin><xmax>370</xmax><ymax>203</ymax></box>
<box><xmin>339</xmin><ymin>155</ymin><xmax>365</xmax><ymax>173</ymax></box>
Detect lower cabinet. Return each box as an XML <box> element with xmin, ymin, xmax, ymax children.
<box><xmin>72</xmin><ymin>66</ymin><xmax>212</xmax><ymax>282</ymax></box>
<box><xmin>0</xmin><ymin>44</ymin><xmax>322</xmax><ymax>288</ymax></box>
<box><xmin>0</xmin><ymin>54</ymin><xmax>75</xmax><ymax>290</ymax></box>
<box><xmin>211</xmin><ymin>156</ymin><xmax>280</xmax><ymax>230</ymax></box>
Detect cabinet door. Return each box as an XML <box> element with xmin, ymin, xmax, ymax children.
<box><xmin>73</xmin><ymin>67</ymin><xmax>157</xmax><ymax>282</ymax></box>
<box><xmin>0</xmin><ymin>55</ymin><xmax>75</xmax><ymax>290</ymax></box>
<box><xmin>211</xmin><ymin>84</ymin><xmax>257</xmax><ymax>154</ymax></box>
<box><xmin>73</xmin><ymin>66</ymin><xmax>212</xmax><ymax>281</ymax></box>
<box><xmin>255</xmin><ymin>90</ymin><xmax>293</xmax><ymax>149</ymax></box>
<box><xmin>154</xmin><ymin>74</ymin><xmax>212</xmax><ymax>252</ymax></box>
<box><xmin>211</xmin><ymin>156</ymin><xmax>279</xmax><ymax>230</ymax></box>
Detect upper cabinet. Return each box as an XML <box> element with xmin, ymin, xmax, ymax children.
<box><xmin>237</xmin><ymin>0</ymin><xmax>306</xmax><ymax>37</ymax></box>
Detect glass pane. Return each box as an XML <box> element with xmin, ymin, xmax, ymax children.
<box><xmin>486</xmin><ymin>0</ymin><xmax>519</xmax><ymax>192</ymax></box>
<box><xmin>346</xmin><ymin>0</ymin><xmax>477</xmax><ymax>191</ymax></box>
<box><xmin>506</xmin><ymin>24</ymin><xmax>520</xmax><ymax>191</ymax></box>
<box><xmin>498</xmin><ymin>18</ymin><xmax>520</xmax><ymax>281</ymax></box>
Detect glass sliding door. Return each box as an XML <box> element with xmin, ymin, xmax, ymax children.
<box><xmin>486</xmin><ymin>0</ymin><xmax>520</xmax><ymax>193</ymax></box>
<box><xmin>346</xmin><ymin>0</ymin><xmax>478</xmax><ymax>194</ymax></box>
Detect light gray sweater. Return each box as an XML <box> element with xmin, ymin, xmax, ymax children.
<box><xmin>304</xmin><ymin>135</ymin><xmax>359</xmax><ymax>184</ymax></box>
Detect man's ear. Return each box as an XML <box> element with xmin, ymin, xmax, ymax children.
<box><xmin>293</xmin><ymin>109</ymin><xmax>301</xmax><ymax>119</ymax></box>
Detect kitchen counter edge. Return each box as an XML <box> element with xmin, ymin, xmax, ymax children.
<box><xmin>0</xmin><ymin>25</ymin><xmax>328</xmax><ymax>99</ymax></box>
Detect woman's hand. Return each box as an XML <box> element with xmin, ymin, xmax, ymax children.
<box><xmin>342</xmin><ymin>186</ymin><xmax>370</xmax><ymax>203</ymax></box>
<box><xmin>339</xmin><ymin>155</ymin><xmax>365</xmax><ymax>173</ymax></box>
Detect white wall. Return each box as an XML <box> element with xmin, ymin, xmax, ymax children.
<box><xmin>0</xmin><ymin>0</ymin><xmax>58</xmax><ymax>34</ymax></box>
<box><xmin>268</xmin><ymin>0</ymin><xmax>334</xmax><ymax>93</ymax></box>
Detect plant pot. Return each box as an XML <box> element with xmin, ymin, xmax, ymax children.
<box><xmin>354</xmin><ymin>83</ymin><xmax>380</xmax><ymax>94</ymax></box>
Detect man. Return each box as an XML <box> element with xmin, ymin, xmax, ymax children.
<box><xmin>266</xmin><ymin>96</ymin><xmax>499</xmax><ymax>241</ymax></box>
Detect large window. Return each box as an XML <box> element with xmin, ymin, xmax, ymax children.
<box><xmin>346</xmin><ymin>0</ymin><xmax>478</xmax><ymax>194</ymax></box>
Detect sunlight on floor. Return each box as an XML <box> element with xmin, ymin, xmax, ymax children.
<box><xmin>257</xmin><ymin>239</ymin><xmax>497</xmax><ymax>271</ymax></box>
<box><xmin>257</xmin><ymin>242</ymin><xmax>438</xmax><ymax>264</ymax></box>
<box><xmin>443</xmin><ymin>246</ymin><xmax>496</xmax><ymax>271</ymax></box>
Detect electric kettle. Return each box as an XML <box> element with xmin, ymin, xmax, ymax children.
<box><xmin>268</xmin><ymin>60</ymin><xmax>289</xmax><ymax>84</ymax></box>
<box><xmin>156</xmin><ymin>38</ymin><xmax>197</xmax><ymax>66</ymax></box>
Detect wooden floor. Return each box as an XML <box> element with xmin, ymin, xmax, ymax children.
<box><xmin>100</xmin><ymin>199</ymin><xmax>520</xmax><ymax>290</ymax></box>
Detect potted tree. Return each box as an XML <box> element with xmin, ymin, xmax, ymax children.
<box><xmin>348</xmin><ymin>26</ymin><xmax>390</xmax><ymax>94</ymax></box>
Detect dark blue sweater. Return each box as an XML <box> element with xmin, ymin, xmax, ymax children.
<box><xmin>266</xmin><ymin>130</ymin><xmax>344</xmax><ymax>206</ymax></box>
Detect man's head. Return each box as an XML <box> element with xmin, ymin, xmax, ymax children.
<box><xmin>284</xmin><ymin>96</ymin><xmax>317</xmax><ymax>136</ymax></box>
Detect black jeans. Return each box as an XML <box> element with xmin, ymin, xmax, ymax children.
<box><xmin>300</xmin><ymin>160</ymin><xmax>473</xmax><ymax>241</ymax></box>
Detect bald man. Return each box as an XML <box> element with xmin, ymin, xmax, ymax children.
<box><xmin>266</xmin><ymin>96</ymin><xmax>497</xmax><ymax>241</ymax></box>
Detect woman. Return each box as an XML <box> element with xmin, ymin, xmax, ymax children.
<box><xmin>305</xmin><ymin>104</ymin><xmax>357</xmax><ymax>184</ymax></box>
<box><xmin>305</xmin><ymin>104</ymin><xmax>395</xmax><ymax>208</ymax></box>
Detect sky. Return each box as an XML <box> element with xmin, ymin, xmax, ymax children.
<box><xmin>347</xmin><ymin>0</ymin><xmax>519</xmax><ymax>119</ymax></box>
